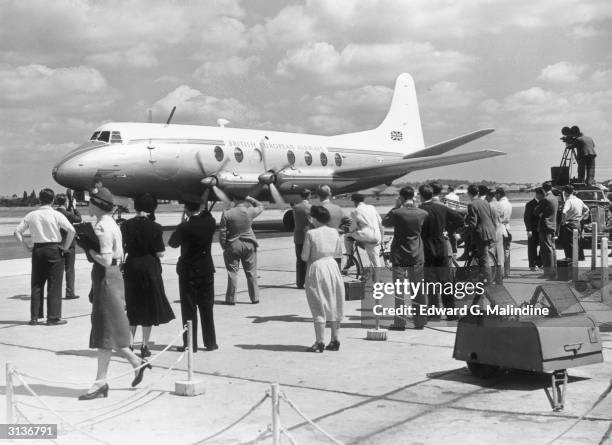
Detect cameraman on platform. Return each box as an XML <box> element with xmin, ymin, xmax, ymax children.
<box><xmin>563</xmin><ymin>126</ymin><xmax>597</xmax><ymax>185</ymax></box>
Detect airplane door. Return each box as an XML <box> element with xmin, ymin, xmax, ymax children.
<box><xmin>147</xmin><ymin>140</ymin><xmax>181</xmax><ymax>179</ymax></box>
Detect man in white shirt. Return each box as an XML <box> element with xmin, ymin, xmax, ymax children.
<box><xmin>344</xmin><ymin>193</ymin><xmax>384</xmax><ymax>277</ymax></box>
<box><xmin>14</xmin><ymin>188</ymin><xmax>75</xmax><ymax>325</ymax></box>
<box><xmin>495</xmin><ymin>187</ymin><xmax>513</xmax><ymax>278</ymax></box>
<box><xmin>561</xmin><ymin>185</ymin><xmax>589</xmax><ymax>261</ymax></box>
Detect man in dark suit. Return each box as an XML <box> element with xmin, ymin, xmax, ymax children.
<box><xmin>168</xmin><ymin>201</ymin><xmax>217</xmax><ymax>352</ymax></box>
<box><xmin>55</xmin><ymin>193</ymin><xmax>82</xmax><ymax>299</ymax></box>
<box><xmin>535</xmin><ymin>182</ymin><xmax>559</xmax><ymax>279</ymax></box>
<box><xmin>419</xmin><ymin>184</ymin><xmax>464</xmax><ymax>317</ymax></box>
<box><xmin>382</xmin><ymin>186</ymin><xmax>429</xmax><ymax>330</ymax></box>
<box><xmin>466</xmin><ymin>184</ymin><xmax>497</xmax><ymax>284</ymax></box>
<box><xmin>524</xmin><ymin>192</ymin><xmax>542</xmax><ymax>271</ymax></box>
<box><xmin>293</xmin><ymin>189</ymin><xmax>312</xmax><ymax>288</ymax></box>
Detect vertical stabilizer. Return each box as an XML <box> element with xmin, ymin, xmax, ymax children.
<box><xmin>327</xmin><ymin>73</ymin><xmax>424</xmax><ymax>153</ymax></box>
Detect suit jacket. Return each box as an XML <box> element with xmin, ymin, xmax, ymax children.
<box><xmin>382</xmin><ymin>204</ymin><xmax>428</xmax><ymax>266</ymax></box>
<box><xmin>168</xmin><ymin>211</ymin><xmax>216</xmax><ymax>276</ymax></box>
<box><xmin>55</xmin><ymin>206</ymin><xmax>82</xmax><ymax>248</ymax></box>
<box><xmin>219</xmin><ymin>202</ymin><xmax>263</xmax><ymax>248</ymax></box>
<box><xmin>535</xmin><ymin>192</ymin><xmax>559</xmax><ymax>233</ymax></box>
<box><xmin>523</xmin><ymin>198</ymin><xmax>539</xmax><ymax>232</ymax></box>
<box><xmin>321</xmin><ymin>200</ymin><xmax>344</xmax><ymax>230</ymax></box>
<box><xmin>293</xmin><ymin>200</ymin><xmax>311</xmax><ymax>244</ymax></box>
<box><xmin>466</xmin><ymin>198</ymin><xmax>497</xmax><ymax>243</ymax></box>
<box><xmin>420</xmin><ymin>201</ymin><xmax>464</xmax><ymax>259</ymax></box>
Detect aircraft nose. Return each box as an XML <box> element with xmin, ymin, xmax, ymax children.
<box><xmin>52</xmin><ymin>154</ymin><xmax>94</xmax><ymax>190</ymax></box>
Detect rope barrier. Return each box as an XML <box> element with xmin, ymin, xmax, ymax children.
<box><xmin>191</xmin><ymin>393</ymin><xmax>270</xmax><ymax>445</ymax></box>
<box><xmin>13</xmin><ymin>372</ymin><xmax>112</xmax><ymax>445</ymax></box>
<box><xmin>16</xmin><ymin>327</ymin><xmax>187</xmax><ymax>387</ymax></box>
<box><xmin>12</xmin><ymin>404</ymin><xmax>61</xmax><ymax>445</ymax></box>
<box><xmin>281</xmin><ymin>427</ymin><xmax>298</xmax><ymax>445</ymax></box>
<box><xmin>280</xmin><ymin>391</ymin><xmax>345</xmax><ymax>445</ymax></box>
<box><xmin>75</xmin><ymin>352</ymin><xmax>185</xmax><ymax>427</ymax></box>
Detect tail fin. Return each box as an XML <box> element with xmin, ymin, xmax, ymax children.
<box><xmin>327</xmin><ymin>73</ymin><xmax>424</xmax><ymax>153</ymax></box>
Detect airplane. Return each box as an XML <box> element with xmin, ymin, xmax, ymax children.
<box><xmin>52</xmin><ymin>72</ymin><xmax>504</xmax><ymax>228</ymax></box>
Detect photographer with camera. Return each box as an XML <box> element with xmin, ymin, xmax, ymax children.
<box><xmin>563</xmin><ymin>125</ymin><xmax>597</xmax><ymax>185</ymax></box>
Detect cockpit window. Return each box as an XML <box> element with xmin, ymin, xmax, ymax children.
<box><xmin>110</xmin><ymin>131</ymin><xmax>122</xmax><ymax>143</ymax></box>
<box><xmin>90</xmin><ymin>131</ymin><xmax>100</xmax><ymax>141</ymax></box>
<box><xmin>97</xmin><ymin>131</ymin><xmax>110</xmax><ymax>143</ymax></box>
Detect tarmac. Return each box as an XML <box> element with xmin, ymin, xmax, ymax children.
<box><xmin>1</xmin><ymin>209</ymin><xmax>612</xmax><ymax>445</ymax></box>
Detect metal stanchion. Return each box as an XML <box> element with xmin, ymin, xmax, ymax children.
<box><xmin>175</xmin><ymin>322</ymin><xmax>205</xmax><ymax>396</ymax></box>
<box><xmin>601</xmin><ymin>237</ymin><xmax>609</xmax><ymax>303</ymax></box>
<box><xmin>187</xmin><ymin>320</ymin><xmax>194</xmax><ymax>382</ymax></box>
<box><xmin>572</xmin><ymin>229</ymin><xmax>579</xmax><ymax>283</ymax></box>
<box><xmin>271</xmin><ymin>383</ymin><xmax>281</xmax><ymax>445</ymax></box>
<box><xmin>6</xmin><ymin>362</ymin><xmax>14</xmax><ymax>424</ymax></box>
<box><xmin>591</xmin><ymin>223</ymin><xmax>598</xmax><ymax>270</ymax></box>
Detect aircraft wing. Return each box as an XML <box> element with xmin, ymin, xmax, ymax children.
<box><xmin>335</xmin><ymin>149</ymin><xmax>505</xmax><ymax>180</ymax></box>
<box><xmin>403</xmin><ymin>129</ymin><xmax>494</xmax><ymax>159</ymax></box>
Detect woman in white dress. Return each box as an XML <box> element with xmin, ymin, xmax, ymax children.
<box><xmin>301</xmin><ymin>205</ymin><xmax>345</xmax><ymax>352</ymax></box>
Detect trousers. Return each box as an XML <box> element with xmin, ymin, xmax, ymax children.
<box><xmin>539</xmin><ymin>229</ymin><xmax>557</xmax><ymax>277</ymax></box>
<box><xmin>179</xmin><ymin>275</ymin><xmax>216</xmax><ymax>350</ymax></box>
<box><xmin>223</xmin><ymin>239</ymin><xmax>259</xmax><ymax>303</ymax></box>
<box><xmin>31</xmin><ymin>244</ymin><xmax>64</xmax><ymax>320</ymax></box>
<box><xmin>392</xmin><ymin>263</ymin><xmax>427</xmax><ymax>329</ymax></box>
<box><xmin>63</xmin><ymin>246</ymin><xmax>76</xmax><ymax>298</ymax></box>
<box><xmin>295</xmin><ymin>243</ymin><xmax>307</xmax><ymax>289</ymax></box>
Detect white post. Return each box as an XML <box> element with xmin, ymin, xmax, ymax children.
<box><xmin>591</xmin><ymin>223</ymin><xmax>598</xmax><ymax>270</ymax></box>
<box><xmin>187</xmin><ymin>320</ymin><xmax>193</xmax><ymax>382</ymax></box>
<box><xmin>271</xmin><ymin>383</ymin><xmax>281</xmax><ymax>445</ymax></box>
<box><xmin>572</xmin><ymin>229</ymin><xmax>579</xmax><ymax>282</ymax></box>
<box><xmin>6</xmin><ymin>362</ymin><xmax>14</xmax><ymax>424</ymax></box>
<box><xmin>174</xmin><ymin>323</ymin><xmax>205</xmax><ymax>396</ymax></box>
<box><xmin>601</xmin><ymin>237</ymin><xmax>609</xmax><ymax>299</ymax></box>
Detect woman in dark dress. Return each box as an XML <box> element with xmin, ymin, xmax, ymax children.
<box><xmin>79</xmin><ymin>187</ymin><xmax>150</xmax><ymax>400</ymax></box>
<box><xmin>121</xmin><ymin>193</ymin><xmax>175</xmax><ymax>358</ymax></box>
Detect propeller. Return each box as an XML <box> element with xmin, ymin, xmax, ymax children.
<box><xmin>196</xmin><ymin>152</ymin><xmax>231</xmax><ymax>205</ymax></box>
<box><xmin>253</xmin><ymin>137</ymin><xmax>290</xmax><ymax>205</ymax></box>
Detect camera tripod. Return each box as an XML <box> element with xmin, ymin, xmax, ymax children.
<box><xmin>552</xmin><ymin>144</ymin><xmax>577</xmax><ymax>186</ymax></box>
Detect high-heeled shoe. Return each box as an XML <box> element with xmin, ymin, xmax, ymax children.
<box><xmin>140</xmin><ymin>345</ymin><xmax>151</xmax><ymax>358</ymax></box>
<box><xmin>325</xmin><ymin>340</ymin><xmax>340</xmax><ymax>351</ymax></box>
<box><xmin>131</xmin><ymin>360</ymin><xmax>152</xmax><ymax>387</ymax></box>
<box><xmin>78</xmin><ymin>384</ymin><xmax>109</xmax><ymax>400</ymax></box>
<box><xmin>306</xmin><ymin>342</ymin><xmax>325</xmax><ymax>353</ymax></box>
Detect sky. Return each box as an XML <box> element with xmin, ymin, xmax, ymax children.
<box><xmin>1</xmin><ymin>0</ymin><xmax>611</xmax><ymax>195</ymax></box>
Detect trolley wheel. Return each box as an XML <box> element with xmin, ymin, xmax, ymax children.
<box><xmin>467</xmin><ymin>362</ymin><xmax>500</xmax><ymax>379</ymax></box>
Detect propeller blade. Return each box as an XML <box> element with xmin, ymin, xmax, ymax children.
<box><xmin>215</xmin><ymin>157</ymin><xmax>230</xmax><ymax>175</ymax></box>
<box><xmin>212</xmin><ymin>185</ymin><xmax>231</xmax><ymax>205</ymax></box>
<box><xmin>259</xmin><ymin>138</ymin><xmax>269</xmax><ymax>172</ymax></box>
<box><xmin>201</xmin><ymin>188</ymin><xmax>210</xmax><ymax>204</ymax></box>
<box><xmin>268</xmin><ymin>183</ymin><xmax>285</xmax><ymax>205</ymax></box>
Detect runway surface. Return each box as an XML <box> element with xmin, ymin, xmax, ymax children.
<box><xmin>1</xmin><ymin>207</ymin><xmax>612</xmax><ymax>444</ymax></box>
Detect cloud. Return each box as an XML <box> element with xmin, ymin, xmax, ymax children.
<box><xmin>276</xmin><ymin>41</ymin><xmax>475</xmax><ymax>86</ymax></box>
<box><xmin>151</xmin><ymin>85</ymin><xmax>261</xmax><ymax>126</ymax></box>
<box><xmin>0</xmin><ymin>64</ymin><xmax>108</xmax><ymax>104</ymax></box>
<box><xmin>193</xmin><ymin>56</ymin><xmax>259</xmax><ymax>82</ymax></box>
<box><xmin>538</xmin><ymin>61</ymin><xmax>587</xmax><ymax>83</ymax></box>
<box><xmin>423</xmin><ymin>82</ymin><xmax>484</xmax><ymax>109</ymax></box>
<box><xmin>85</xmin><ymin>44</ymin><xmax>158</xmax><ymax>68</ymax></box>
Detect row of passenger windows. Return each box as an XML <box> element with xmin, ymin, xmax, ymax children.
<box><xmin>89</xmin><ymin>131</ymin><xmax>123</xmax><ymax>144</ymax></box>
<box><xmin>214</xmin><ymin>146</ymin><xmax>342</xmax><ymax>167</ymax></box>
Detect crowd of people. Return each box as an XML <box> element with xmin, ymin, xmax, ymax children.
<box><xmin>17</xmin><ymin>179</ymin><xmax>592</xmax><ymax>398</ymax></box>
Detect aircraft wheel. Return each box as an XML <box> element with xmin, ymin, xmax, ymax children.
<box><xmin>467</xmin><ymin>362</ymin><xmax>500</xmax><ymax>379</ymax></box>
<box><xmin>283</xmin><ymin>210</ymin><xmax>295</xmax><ymax>232</ymax></box>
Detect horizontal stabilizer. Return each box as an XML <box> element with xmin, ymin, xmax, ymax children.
<box><xmin>336</xmin><ymin>149</ymin><xmax>505</xmax><ymax>179</ymax></box>
<box><xmin>403</xmin><ymin>129</ymin><xmax>495</xmax><ymax>159</ymax></box>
